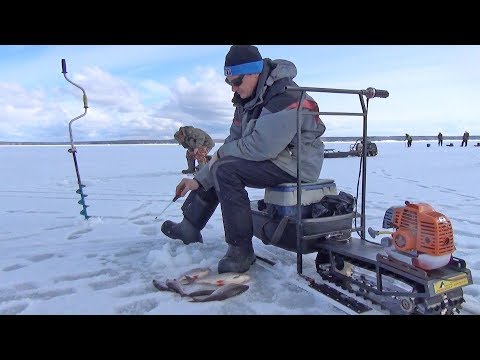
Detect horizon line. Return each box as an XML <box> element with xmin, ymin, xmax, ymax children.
<box><xmin>1</xmin><ymin>135</ymin><xmax>478</xmax><ymax>146</ymax></box>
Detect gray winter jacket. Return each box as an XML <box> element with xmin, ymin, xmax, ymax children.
<box><xmin>195</xmin><ymin>58</ymin><xmax>326</xmax><ymax>190</ymax></box>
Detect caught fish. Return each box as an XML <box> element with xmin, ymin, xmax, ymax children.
<box><xmin>186</xmin><ymin>289</ymin><xmax>216</xmax><ymax>297</ymax></box>
<box><xmin>153</xmin><ymin>279</ymin><xmax>216</xmax><ymax>298</ymax></box>
<box><xmin>166</xmin><ymin>279</ymin><xmax>188</xmax><ymax>296</ymax></box>
<box><xmin>152</xmin><ymin>279</ymin><xmax>173</xmax><ymax>292</ymax></box>
<box><xmin>190</xmin><ymin>283</ymin><xmax>249</xmax><ymax>302</ymax></box>
<box><xmin>178</xmin><ymin>267</ymin><xmax>211</xmax><ymax>285</ymax></box>
<box><xmin>196</xmin><ymin>273</ymin><xmax>250</xmax><ymax>286</ymax></box>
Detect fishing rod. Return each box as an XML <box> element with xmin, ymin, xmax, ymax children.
<box><xmin>61</xmin><ymin>59</ymin><xmax>91</xmax><ymax>220</ymax></box>
<box><xmin>155</xmin><ymin>195</ymin><xmax>180</xmax><ymax>220</ymax></box>
<box><xmin>154</xmin><ymin>183</ymin><xmax>187</xmax><ymax>219</ymax></box>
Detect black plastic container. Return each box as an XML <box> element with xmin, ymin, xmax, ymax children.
<box><xmin>251</xmin><ymin>201</ymin><xmax>356</xmax><ymax>254</ymax></box>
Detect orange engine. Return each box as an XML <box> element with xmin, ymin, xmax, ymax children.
<box><xmin>389</xmin><ymin>202</ymin><xmax>454</xmax><ymax>256</ymax></box>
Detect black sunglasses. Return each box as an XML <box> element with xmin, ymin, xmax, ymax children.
<box><xmin>225</xmin><ymin>74</ymin><xmax>245</xmax><ymax>87</ymax></box>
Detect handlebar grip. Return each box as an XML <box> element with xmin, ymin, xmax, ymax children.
<box><xmin>61</xmin><ymin>59</ymin><xmax>67</xmax><ymax>74</ymax></box>
<box><xmin>374</xmin><ymin>89</ymin><xmax>389</xmax><ymax>98</ymax></box>
<box><xmin>364</xmin><ymin>87</ymin><xmax>389</xmax><ymax>99</ymax></box>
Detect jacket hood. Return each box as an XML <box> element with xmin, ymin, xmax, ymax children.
<box><xmin>266</xmin><ymin>59</ymin><xmax>297</xmax><ymax>84</ymax></box>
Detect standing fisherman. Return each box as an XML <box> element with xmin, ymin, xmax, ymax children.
<box><xmin>461</xmin><ymin>131</ymin><xmax>470</xmax><ymax>147</ymax></box>
<box><xmin>437</xmin><ymin>132</ymin><xmax>443</xmax><ymax>146</ymax></box>
<box><xmin>405</xmin><ymin>133</ymin><xmax>413</xmax><ymax>147</ymax></box>
<box><xmin>174</xmin><ymin>126</ymin><xmax>215</xmax><ymax>174</ymax></box>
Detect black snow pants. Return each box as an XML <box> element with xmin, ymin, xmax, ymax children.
<box><xmin>181</xmin><ymin>156</ymin><xmax>296</xmax><ymax>247</ymax></box>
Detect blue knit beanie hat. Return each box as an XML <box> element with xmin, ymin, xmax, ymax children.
<box><xmin>224</xmin><ymin>45</ymin><xmax>263</xmax><ymax>76</ymax></box>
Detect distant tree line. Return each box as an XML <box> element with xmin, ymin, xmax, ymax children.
<box><xmin>0</xmin><ymin>135</ymin><xmax>478</xmax><ymax>146</ymax></box>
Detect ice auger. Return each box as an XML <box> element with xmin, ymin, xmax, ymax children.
<box><xmin>61</xmin><ymin>59</ymin><xmax>90</xmax><ymax>220</ymax></box>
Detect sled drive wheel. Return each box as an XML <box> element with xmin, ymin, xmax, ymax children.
<box><xmin>400</xmin><ymin>298</ymin><xmax>415</xmax><ymax>314</ymax></box>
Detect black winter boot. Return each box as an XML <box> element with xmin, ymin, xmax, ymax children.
<box><xmin>218</xmin><ymin>244</ymin><xmax>256</xmax><ymax>273</ymax></box>
<box><xmin>182</xmin><ymin>158</ymin><xmax>196</xmax><ymax>174</ymax></box>
<box><xmin>161</xmin><ymin>218</ymin><xmax>203</xmax><ymax>245</ymax></box>
<box><xmin>161</xmin><ymin>188</ymin><xmax>219</xmax><ymax>245</ymax></box>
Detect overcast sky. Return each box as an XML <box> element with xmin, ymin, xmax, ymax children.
<box><xmin>1</xmin><ymin>45</ymin><xmax>479</xmax><ymax>142</ymax></box>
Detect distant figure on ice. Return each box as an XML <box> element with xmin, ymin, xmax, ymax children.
<box><xmin>437</xmin><ymin>132</ymin><xmax>443</xmax><ymax>146</ymax></box>
<box><xmin>405</xmin><ymin>133</ymin><xmax>413</xmax><ymax>147</ymax></box>
<box><xmin>174</xmin><ymin>126</ymin><xmax>215</xmax><ymax>174</ymax></box>
<box><xmin>461</xmin><ymin>130</ymin><xmax>470</xmax><ymax>147</ymax></box>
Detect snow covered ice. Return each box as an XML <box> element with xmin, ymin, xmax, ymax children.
<box><xmin>1</xmin><ymin>141</ymin><xmax>479</xmax><ymax>314</ymax></box>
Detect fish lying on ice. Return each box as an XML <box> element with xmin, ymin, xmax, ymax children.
<box><xmin>194</xmin><ymin>273</ymin><xmax>250</xmax><ymax>286</ymax></box>
<box><xmin>153</xmin><ymin>279</ymin><xmax>216</xmax><ymax>297</ymax></box>
<box><xmin>152</xmin><ymin>279</ymin><xmax>172</xmax><ymax>292</ymax></box>
<box><xmin>190</xmin><ymin>283</ymin><xmax>249</xmax><ymax>302</ymax></box>
<box><xmin>166</xmin><ymin>279</ymin><xmax>188</xmax><ymax>296</ymax></box>
<box><xmin>177</xmin><ymin>267</ymin><xmax>211</xmax><ymax>285</ymax></box>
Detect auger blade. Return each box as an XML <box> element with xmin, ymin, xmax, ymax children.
<box><xmin>80</xmin><ymin>208</ymin><xmax>91</xmax><ymax>219</ymax></box>
<box><xmin>78</xmin><ymin>199</ymin><xmax>90</xmax><ymax>206</ymax></box>
<box><xmin>76</xmin><ymin>186</ymin><xmax>87</xmax><ymax>194</ymax></box>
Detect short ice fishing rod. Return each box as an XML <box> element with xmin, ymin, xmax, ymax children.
<box><xmin>61</xmin><ymin>59</ymin><xmax>91</xmax><ymax>220</ymax></box>
<box><xmin>155</xmin><ymin>195</ymin><xmax>180</xmax><ymax>220</ymax></box>
<box><xmin>155</xmin><ymin>183</ymin><xmax>187</xmax><ymax>219</ymax></box>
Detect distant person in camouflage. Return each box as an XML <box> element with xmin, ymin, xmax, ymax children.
<box><xmin>174</xmin><ymin>126</ymin><xmax>215</xmax><ymax>174</ymax></box>
<box><xmin>461</xmin><ymin>131</ymin><xmax>470</xmax><ymax>147</ymax></box>
<box><xmin>437</xmin><ymin>132</ymin><xmax>443</xmax><ymax>146</ymax></box>
<box><xmin>405</xmin><ymin>133</ymin><xmax>413</xmax><ymax>147</ymax></box>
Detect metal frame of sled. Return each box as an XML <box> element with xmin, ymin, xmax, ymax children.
<box><xmin>250</xmin><ymin>86</ymin><xmax>473</xmax><ymax>314</ymax></box>
<box><xmin>278</xmin><ymin>86</ymin><xmax>386</xmax><ymax>274</ymax></box>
